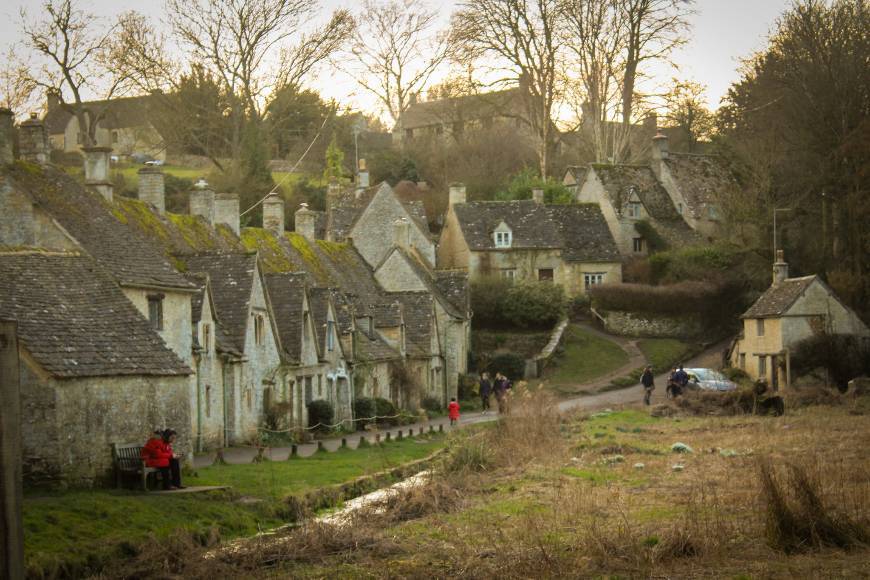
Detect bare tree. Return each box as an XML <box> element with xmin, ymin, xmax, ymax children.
<box><xmin>0</xmin><ymin>48</ymin><xmax>39</xmax><ymax>114</ymax></box>
<box><xmin>662</xmin><ymin>78</ymin><xmax>713</xmax><ymax>152</ymax></box>
<box><xmin>18</xmin><ymin>0</ymin><xmax>128</xmax><ymax>147</ymax></box>
<box><xmin>347</xmin><ymin>0</ymin><xmax>453</xmax><ymax>124</ymax></box>
<box><xmin>452</xmin><ymin>0</ymin><xmax>563</xmax><ymax>178</ymax></box>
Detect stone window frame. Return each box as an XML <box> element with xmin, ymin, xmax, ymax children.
<box><xmin>739</xmin><ymin>353</ymin><xmax>746</xmax><ymax>370</ymax></box>
<box><xmin>326</xmin><ymin>320</ymin><xmax>336</xmax><ymax>352</ymax></box>
<box><xmin>756</xmin><ymin>319</ymin><xmax>765</xmax><ymax>337</ymax></box>
<box><xmin>494</xmin><ymin>231</ymin><xmax>512</xmax><ymax>248</ymax></box>
<box><xmin>538</xmin><ymin>268</ymin><xmax>554</xmax><ymax>282</ymax></box>
<box><xmin>253</xmin><ymin>311</ymin><xmax>267</xmax><ymax>346</ymax></box>
<box><xmin>584</xmin><ymin>272</ymin><xmax>606</xmax><ymax>289</ymax></box>
<box><xmin>627</xmin><ymin>201</ymin><xmax>642</xmax><ymax>219</ymax></box>
<box><xmin>205</xmin><ymin>385</ymin><xmax>212</xmax><ymax>418</ymax></box>
<box><xmin>758</xmin><ymin>355</ymin><xmax>767</xmax><ymax>377</ymax></box>
<box><xmin>499</xmin><ymin>268</ymin><xmax>517</xmax><ymax>280</ymax></box>
<box><xmin>147</xmin><ymin>293</ymin><xmax>164</xmax><ymax>331</ymax></box>
<box><xmin>202</xmin><ymin>322</ymin><xmax>212</xmax><ymax>354</ymax></box>
<box><xmin>632</xmin><ymin>237</ymin><xmax>644</xmax><ymax>253</ymax></box>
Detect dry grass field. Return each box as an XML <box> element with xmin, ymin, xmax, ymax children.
<box><xmin>105</xmin><ymin>385</ymin><xmax>870</xmax><ymax>579</ymax></box>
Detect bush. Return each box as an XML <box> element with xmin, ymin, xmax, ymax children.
<box><xmin>589</xmin><ymin>281</ymin><xmax>732</xmax><ymax>318</ymax></box>
<box><xmin>373</xmin><ymin>397</ymin><xmax>397</xmax><ymax>423</ymax></box>
<box><xmin>265</xmin><ymin>401</ymin><xmax>294</xmax><ymax>431</ymax></box>
<box><xmin>352</xmin><ymin>397</ymin><xmax>376</xmax><ymax>430</ymax></box>
<box><xmin>421</xmin><ymin>396</ymin><xmax>443</xmax><ymax>417</ymax></box>
<box><xmin>634</xmin><ymin>220</ymin><xmax>668</xmax><ymax>253</ymax></box>
<box><xmin>469</xmin><ymin>277</ymin><xmax>508</xmax><ymax>327</ymax></box>
<box><xmin>648</xmin><ymin>244</ymin><xmax>739</xmax><ymax>284</ymax></box>
<box><xmin>790</xmin><ymin>333</ymin><xmax>870</xmax><ymax>391</ymax></box>
<box><xmin>487</xmin><ymin>353</ymin><xmax>526</xmax><ymax>381</ymax></box>
<box><xmin>494</xmin><ymin>167</ymin><xmax>573</xmax><ymax>204</ymax></box>
<box><xmin>502</xmin><ymin>281</ymin><xmax>567</xmax><ymax>329</ymax></box>
<box><xmin>458</xmin><ymin>374</ymin><xmax>479</xmax><ymax>400</ymax></box>
<box><xmin>307</xmin><ymin>400</ymin><xmax>334</xmax><ymax>431</ymax></box>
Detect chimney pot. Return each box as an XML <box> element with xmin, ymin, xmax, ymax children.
<box><xmin>189</xmin><ymin>181</ymin><xmax>215</xmax><ymax>225</ymax></box>
<box><xmin>449</xmin><ymin>183</ymin><xmax>467</xmax><ymax>207</ymax></box>
<box><xmin>294</xmin><ymin>202</ymin><xmax>317</xmax><ymax>240</ymax></box>
<box><xmin>215</xmin><ymin>192</ymin><xmax>240</xmax><ymax>235</ymax></box>
<box><xmin>772</xmin><ymin>250</ymin><xmax>789</xmax><ymax>286</ymax></box>
<box><xmin>19</xmin><ymin>114</ymin><xmax>50</xmax><ymax>165</ymax></box>
<box><xmin>357</xmin><ymin>158</ymin><xmax>370</xmax><ymax>190</ymax></box>
<box><xmin>82</xmin><ymin>146</ymin><xmax>114</xmax><ymax>201</ymax></box>
<box><xmin>262</xmin><ymin>193</ymin><xmax>285</xmax><ymax>237</ymax></box>
<box><xmin>138</xmin><ymin>165</ymin><xmax>165</xmax><ymax>215</ymax></box>
<box><xmin>0</xmin><ymin>108</ymin><xmax>13</xmax><ymax>165</ymax></box>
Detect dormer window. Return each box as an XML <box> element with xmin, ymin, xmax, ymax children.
<box><xmin>627</xmin><ymin>202</ymin><xmax>642</xmax><ymax>219</ymax></box>
<box><xmin>147</xmin><ymin>294</ymin><xmax>164</xmax><ymax>331</ymax></box>
<box><xmin>254</xmin><ymin>313</ymin><xmax>266</xmax><ymax>346</ymax></box>
<box><xmin>326</xmin><ymin>320</ymin><xmax>336</xmax><ymax>351</ymax></box>
<box><xmin>495</xmin><ymin>231</ymin><xmax>512</xmax><ymax>247</ymax></box>
<box><xmin>202</xmin><ymin>323</ymin><xmax>212</xmax><ymax>353</ymax></box>
<box><xmin>677</xmin><ymin>202</ymin><xmax>684</xmax><ymax>215</ymax></box>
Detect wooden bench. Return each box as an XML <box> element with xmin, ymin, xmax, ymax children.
<box><xmin>112</xmin><ymin>443</ymin><xmax>160</xmax><ymax>491</ymax></box>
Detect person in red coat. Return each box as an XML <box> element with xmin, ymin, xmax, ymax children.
<box><xmin>141</xmin><ymin>429</ymin><xmax>184</xmax><ymax>490</ymax></box>
<box><xmin>448</xmin><ymin>398</ymin><xmax>460</xmax><ymax>426</ymax></box>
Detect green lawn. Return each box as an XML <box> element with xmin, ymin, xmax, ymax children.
<box><xmin>637</xmin><ymin>338</ymin><xmax>692</xmax><ymax>372</ymax></box>
<box><xmin>24</xmin><ymin>435</ymin><xmax>445</xmax><ymax>577</ymax></box>
<box><xmin>544</xmin><ymin>325</ymin><xmax>629</xmax><ymax>392</ymax></box>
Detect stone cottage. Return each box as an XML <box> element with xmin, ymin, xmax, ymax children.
<box><xmin>437</xmin><ymin>184</ymin><xmax>623</xmax><ymax>295</ymax></box>
<box><xmin>0</xmin><ymin>252</ymin><xmax>192</xmax><ymax>485</ymax></box>
<box><xmin>729</xmin><ymin>251</ymin><xmax>870</xmax><ymax>389</ymax></box>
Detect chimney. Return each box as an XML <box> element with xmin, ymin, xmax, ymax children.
<box><xmin>448</xmin><ymin>183</ymin><xmax>467</xmax><ymax>207</ymax></box>
<box><xmin>215</xmin><ymin>193</ymin><xmax>240</xmax><ymax>235</ymax></box>
<box><xmin>772</xmin><ymin>249</ymin><xmax>789</xmax><ymax>286</ymax></box>
<box><xmin>532</xmin><ymin>188</ymin><xmax>544</xmax><ymax>204</ymax></box>
<box><xmin>356</xmin><ymin>158</ymin><xmax>369</xmax><ymax>194</ymax></box>
<box><xmin>19</xmin><ymin>113</ymin><xmax>49</xmax><ymax>164</ymax></box>
<box><xmin>262</xmin><ymin>193</ymin><xmax>285</xmax><ymax>236</ymax></box>
<box><xmin>0</xmin><ymin>108</ymin><xmax>14</xmax><ymax>165</ymax></box>
<box><xmin>650</xmin><ymin>131</ymin><xmax>669</xmax><ymax>179</ymax></box>
<box><xmin>137</xmin><ymin>165</ymin><xmax>165</xmax><ymax>215</ymax></box>
<box><xmin>82</xmin><ymin>146</ymin><xmax>114</xmax><ymax>202</ymax></box>
<box><xmin>393</xmin><ymin>218</ymin><xmax>410</xmax><ymax>250</ymax></box>
<box><xmin>189</xmin><ymin>178</ymin><xmax>215</xmax><ymax>226</ymax></box>
<box><xmin>294</xmin><ymin>202</ymin><xmax>317</xmax><ymax>241</ymax></box>
<box><xmin>643</xmin><ymin>112</ymin><xmax>658</xmax><ymax>133</ymax></box>
<box><xmin>409</xmin><ymin>92</ymin><xmax>418</xmax><ymax>106</ymax></box>
<box><xmin>46</xmin><ymin>91</ymin><xmax>61</xmax><ymax>113</ymax></box>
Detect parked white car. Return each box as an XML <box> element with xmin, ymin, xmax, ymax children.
<box><xmin>685</xmin><ymin>368</ymin><xmax>737</xmax><ymax>392</ymax></box>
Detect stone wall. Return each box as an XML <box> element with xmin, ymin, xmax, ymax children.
<box><xmin>0</xmin><ymin>180</ymin><xmax>36</xmax><ymax>246</ymax></box>
<box><xmin>603</xmin><ymin>310</ymin><xmax>703</xmax><ymax>338</ymax></box>
<box><xmin>352</xmin><ymin>185</ymin><xmax>435</xmax><ymax>268</ymax></box>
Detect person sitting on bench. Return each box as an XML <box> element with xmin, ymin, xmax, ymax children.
<box><xmin>142</xmin><ymin>429</ymin><xmax>185</xmax><ymax>490</ymax></box>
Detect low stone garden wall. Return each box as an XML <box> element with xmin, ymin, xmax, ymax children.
<box><xmin>602</xmin><ymin>310</ymin><xmax>704</xmax><ymax>339</ymax></box>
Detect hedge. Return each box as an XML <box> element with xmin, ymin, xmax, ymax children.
<box><xmin>307</xmin><ymin>399</ymin><xmax>334</xmax><ymax>430</ymax></box>
<box><xmin>589</xmin><ymin>281</ymin><xmax>729</xmax><ymax>317</ymax></box>
<box><xmin>471</xmin><ymin>278</ymin><xmax>567</xmax><ymax>329</ymax></box>
<box><xmin>790</xmin><ymin>333</ymin><xmax>870</xmax><ymax>391</ymax></box>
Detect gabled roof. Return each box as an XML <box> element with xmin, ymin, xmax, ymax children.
<box><xmin>435</xmin><ymin>271</ymin><xmax>471</xmax><ymax>316</ymax></box>
<box><xmin>184</xmin><ymin>253</ymin><xmax>258</xmax><ymax>353</ymax></box>
<box><xmin>394</xmin><ymin>246</ymin><xmax>470</xmax><ymax>318</ymax></box>
<box><xmin>396</xmin><ymin>88</ymin><xmax>522</xmax><ymax>131</ymax></box>
<box><xmin>0</xmin><ymin>252</ymin><xmax>191</xmax><ymax>378</ymax></box>
<box><xmin>742</xmin><ymin>276</ymin><xmax>817</xmax><ymax>319</ymax></box>
<box><xmin>389</xmin><ymin>292</ymin><xmax>436</xmax><ymax>358</ymax></box>
<box><xmin>263</xmin><ymin>272</ymin><xmax>308</xmax><ymax>364</ymax></box>
<box><xmin>371</xmin><ymin>301</ymin><xmax>403</xmax><ymax>328</ymax></box>
<box><xmin>327</xmin><ymin>182</ymin><xmax>431</xmax><ymax>241</ymax></box>
<box><xmin>5</xmin><ymin>165</ymin><xmax>195</xmax><ymax>291</ymax></box>
<box><xmin>452</xmin><ymin>201</ymin><xmax>621</xmax><ymax>263</ymax></box>
<box><xmin>663</xmin><ymin>153</ymin><xmax>738</xmax><ymax>220</ymax></box>
<box><xmin>43</xmin><ymin>94</ymin><xmax>157</xmax><ymax>135</ymax></box>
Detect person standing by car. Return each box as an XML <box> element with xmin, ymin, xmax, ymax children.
<box><xmin>641</xmin><ymin>366</ymin><xmax>655</xmax><ymax>405</ymax></box>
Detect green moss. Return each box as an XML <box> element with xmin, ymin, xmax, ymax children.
<box><xmin>240</xmin><ymin>228</ymin><xmax>295</xmax><ymax>273</ymax></box>
<box><xmin>167</xmin><ymin>213</ymin><xmax>220</xmax><ymax>252</ymax></box>
<box><xmin>13</xmin><ymin>159</ymin><xmax>43</xmax><ymax>175</ymax></box>
<box><xmin>287</xmin><ymin>232</ymin><xmax>328</xmax><ymax>281</ymax></box>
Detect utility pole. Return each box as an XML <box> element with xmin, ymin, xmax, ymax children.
<box><xmin>0</xmin><ymin>320</ymin><xmax>23</xmax><ymax>580</ymax></box>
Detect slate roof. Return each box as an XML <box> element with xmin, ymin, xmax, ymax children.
<box><xmin>452</xmin><ymin>201</ymin><xmax>621</xmax><ymax>263</ymax></box>
<box><xmin>371</xmin><ymin>301</ymin><xmax>403</xmax><ymax>328</ymax></box>
<box><xmin>327</xmin><ymin>182</ymin><xmax>432</xmax><ymax>241</ymax></box>
<box><xmin>184</xmin><ymin>253</ymin><xmax>257</xmax><ymax>354</ymax></box>
<box><xmin>264</xmin><ymin>272</ymin><xmax>307</xmax><ymax>363</ymax></box>
<box><xmin>356</xmin><ymin>329</ymin><xmax>401</xmax><ymax>362</ymax></box>
<box><xmin>742</xmin><ymin>276</ymin><xmax>817</xmax><ymax>319</ymax></box>
<box><xmin>5</xmin><ymin>165</ymin><xmax>195</xmax><ymax>291</ymax></box>
<box><xmin>390</xmin><ymin>292</ymin><xmax>435</xmax><ymax>358</ymax></box>
<box><xmin>664</xmin><ymin>153</ymin><xmax>738</xmax><ymax>220</ymax></box>
<box><xmin>44</xmin><ymin>94</ymin><xmax>157</xmax><ymax>135</ymax></box>
<box><xmin>392</xmin><ymin>247</ymin><xmax>469</xmax><ymax>318</ymax></box>
<box><xmin>590</xmin><ymin>164</ymin><xmax>700</xmax><ymax>246</ymax></box>
<box><xmin>0</xmin><ymin>252</ymin><xmax>191</xmax><ymax>378</ymax></box>
<box><xmin>397</xmin><ymin>88</ymin><xmax>522</xmax><ymax>130</ymax></box>
<box><xmin>435</xmin><ymin>270</ymin><xmax>471</xmax><ymax>315</ymax></box>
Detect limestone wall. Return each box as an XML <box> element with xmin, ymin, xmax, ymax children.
<box><xmin>352</xmin><ymin>186</ymin><xmax>435</xmax><ymax>268</ymax></box>
<box><xmin>603</xmin><ymin>310</ymin><xmax>704</xmax><ymax>338</ymax></box>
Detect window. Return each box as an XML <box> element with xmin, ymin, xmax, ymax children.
<box><xmin>739</xmin><ymin>353</ymin><xmax>746</xmax><ymax>370</ymax></box>
<box><xmin>633</xmin><ymin>238</ymin><xmax>644</xmax><ymax>253</ymax></box>
<box><xmin>205</xmin><ymin>385</ymin><xmax>212</xmax><ymax>418</ymax></box>
<box><xmin>111</xmin><ymin>131</ymin><xmax>119</xmax><ymax>144</ymax></box>
<box><xmin>756</xmin><ymin>319</ymin><xmax>765</xmax><ymax>337</ymax></box>
<box><xmin>326</xmin><ymin>320</ymin><xmax>336</xmax><ymax>351</ymax></box>
<box><xmin>246</xmin><ymin>388</ymin><xmax>252</xmax><ymax>410</ymax></box>
<box><xmin>202</xmin><ymin>323</ymin><xmax>212</xmax><ymax>353</ymax></box>
<box><xmin>584</xmin><ymin>273</ymin><xmax>605</xmax><ymax>289</ymax></box>
<box><xmin>494</xmin><ymin>231</ymin><xmax>512</xmax><ymax>248</ymax></box>
<box><xmin>263</xmin><ymin>387</ymin><xmax>272</xmax><ymax>413</ymax></box>
<box><xmin>147</xmin><ymin>294</ymin><xmax>164</xmax><ymax>331</ymax></box>
<box><xmin>628</xmin><ymin>202</ymin><xmax>641</xmax><ymax>218</ymax></box>
<box><xmin>538</xmin><ymin>268</ymin><xmax>554</xmax><ymax>282</ymax></box>
<box><xmin>304</xmin><ymin>376</ymin><xmax>313</xmax><ymax>405</ymax></box>
<box><xmin>500</xmin><ymin>269</ymin><xmax>517</xmax><ymax>280</ymax></box>
<box><xmin>758</xmin><ymin>355</ymin><xmax>767</xmax><ymax>377</ymax></box>
<box><xmin>677</xmin><ymin>202</ymin><xmax>684</xmax><ymax>215</ymax></box>
<box><xmin>254</xmin><ymin>313</ymin><xmax>266</xmax><ymax>345</ymax></box>
<box><xmin>317</xmin><ymin>374</ymin><xmax>323</xmax><ymax>398</ymax></box>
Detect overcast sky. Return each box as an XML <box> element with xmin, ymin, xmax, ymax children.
<box><xmin>1</xmin><ymin>0</ymin><xmax>792</xmax><ymax>118</ymax></box>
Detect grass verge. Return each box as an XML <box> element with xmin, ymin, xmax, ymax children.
<box><xmin>545</xmin><ymin>325</ymin><xmax>629</xmax><ymax>392</ymax></box>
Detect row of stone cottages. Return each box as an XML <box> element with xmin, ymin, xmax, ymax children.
<box><xmin>0</xmin><ymin>110</ymin><xmax>469</xmax><ymax>485</ymax></box>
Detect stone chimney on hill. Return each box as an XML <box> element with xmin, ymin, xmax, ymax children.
<box><xmin>189</xmin><ymin>178</ymin><xmax>215</xmax><ymax>225</ymax></box>
<box><xmin>262</xmin><ymin>193</ymin><xmax>285</xmax><ymax>236</ymax></box>
<box><xmin>215</xmin><ymin>193</ymin><xmax>240</xmax><ymax>235</ymax></box>
<box><xmin>449</xmin><ymin>183</ymin><xmax>467</xmax><ymax>208</ymax></box>
<box><xmin>650</xmin><ymin>131</ymin><xmax>669</xmax><ymax>179</ymax></box>
<box><xmin>138</xmin><ymin>165</ymin><xmax>165</xmax><ymax>215</ymax></box>
<box><xmin>19</xmin><ymin>113</ymin><xmax>49</xmax><ymax>164</ymax></box>
<box><xmin>0</xmin><ymin>108</ymin><xmax>14</xmax><ymax>165</ymax></box>
<box><xmin>772</xmin><ymin>249</ymin><xmax>789</xmax><ymax>286</ymax></box>
<box><xmin>356</xmin><ymin>158</ymin><xmax>369</xmax><ymax>196</ymax></box>
<box><xmin>532</xmin><ymin>188</ymin><xmax>544</xmax><ymax>204</ymax></box>
<box><xmin>393</xmin><ymin>218</ymin><xmax>410</xmax><ymax>250</ymax></box>
<box><xmin>82</xmin><ymin>146</ymin><xmax>114</xmax><ymax>202</ymax></box>
<box><xmin>295</xmin><ymin>202</ymin><xmax>317</xmax><ymax>241</ymax></box>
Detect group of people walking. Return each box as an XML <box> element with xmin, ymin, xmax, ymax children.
<box><xmin>640</xmin><ymin>364</ymin><xmax>689</xmax><ymax>405</ymax></box>
<box><xmin>478</xmin><ymin>372</ymin><xmax>513</xmax><ymax>414</ymax></box>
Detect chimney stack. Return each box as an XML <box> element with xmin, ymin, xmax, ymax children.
<box><xmin>189</xmin><ymin>178</ymin><xmax>215</xmax><ymax>225</ymax></box>
<box><xmin>138</xmin><ymin>165</ymin><xmax>165</xmax><ymax>215</ymax></box>
<box><xmin>82</xmin><ymin>146</ymin><xmax>114</xmax><ymax>202</ymax></box>
<box><xmin>393</xmin><ymin>218</ymin><xmax>410</xmax><ymax>250</ymax></box>
<box><xmin>449</xmin><ymin>183</ymin><xmax>467</xmax><ymax>207</ymax></box>
<box><xmin>215</xmin><ymin>193</ymin><xmax>240</xmax><ymax>235</ymax></box>
<box><xmin>650</xmin><ymin>131</ymin><xmax>669</xmax><ymax>179</ymax></box>
<box><xmin>0</xmin><ymin>108</ymin><xmax>14</xmax><ymax>165</ymax></box>
<box><xmin>262</xmin><ymin>193</ymin><xmax>285</xmax><ymax>237</ymax></box>
<box><xmin>294</xmin><ymin>202</ymin><xmax>317</xmax><ymax>241</ymax></box>
<box><xmin>19</xmin><ymin>113</ymin><xmax>49</xmax><ymax>164</ymax></box>
<box><xmin>772</xmin><ymin>249</ymin><xmax>789</xmax><ymax>286</ymax></box>
<box><xmin>356</xmin><ymin>158</ymin><xmax>369</xmax><ymax>194</ymax></box>
<box><xmin>532</xmin><ymin>188</ymin><xmax>544</xmax><ymax>204</ymax></box>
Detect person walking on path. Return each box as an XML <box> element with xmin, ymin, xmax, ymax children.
<box><xmin>448</xmin><ymin>398</ymin><xmax>460</xmax><ymax>426</ymax></box>
<box><xmin>479</xmin><ymin>372</ymin><xmax>492</xmax><ymax>414</ymax></box>
<box><xmin>641</xmin><ymin>366</ymin><xmax>655</xmax><ymax>406</ymax></box>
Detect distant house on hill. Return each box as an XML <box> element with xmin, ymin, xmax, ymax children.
<box><xmin>730</xmin><ymin>251</ymin><xmax>870</xmax><ymax>389</ymax></box>
<box><xmin>43</xmin><ymin>93</ymin><xmax>165</xmax><ymax>161</ymax></box>
<box><xmin>437</xmin><ymin>184</ymin><xmax>622</xmax><ymax>295</ymax></box>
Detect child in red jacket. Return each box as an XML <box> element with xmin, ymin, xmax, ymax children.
<box><xmin>448</xmin><ymin>398</ymin><xmax>460</xmax><ymax>426</ymax></box>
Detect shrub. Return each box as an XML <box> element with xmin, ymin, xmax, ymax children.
<box><xmin>352</xmin><ymin>397</ymin><xmax>376</xmax><ymax>429</ymax></box>
<box><xmin>307</xmin><ymin>400</ymin><xmax>334</xmax><ymax>431</ymax></box>
<box><xmin>264</xmin><ymin>401</ymin><xmax>294</xmax><ymax>431</ymax></box>
<box><xmin>790</xmin><ymin>333</ymin><xmax>870</xmax><ymax>391</ymax></box>
<box><xmin>502</xmin><ymin>281</ymin><xmax>567</xmax><ymax>329</ymax></box>
<box><xmin>470</xmin><ymin>277</ymin><xmax>508</xmax><ymax>327</ymax></box>
<box><xmin>648</xmin><ymin>244</ymin><xmax>739</xmax><ymax>284</ymax></box>
<box><xmin>487</xmin><ymin>353</ymin><xmax>526</xmax><ymax>381</ymax></box>
<box><xmin>589</xmin><ymin>281</ymin><xmax>731</xmax><ymax>318</ymax></box>
<box><xmin>634</xmin><ymin>220</ymin><xmax>668</xmax><ymax>253</ymax></box>
<box><xmin>373</xmin><ymin>397</ymin><xmax>397</xmax><ymax>423</ymax></box>
<box><xmin>458</xmin><ymin>374</ymin><xmax>479</xmax><ymax>400</ymax></box>
<box><xmin>494</xmin><ymin>167</ymin><xmax>573</xmax><ymax>204</ymax></box>
<box><xmin>421</xmin><ymin>396</ymin><xmax>443</xmax><ymax>417</ymax></box>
